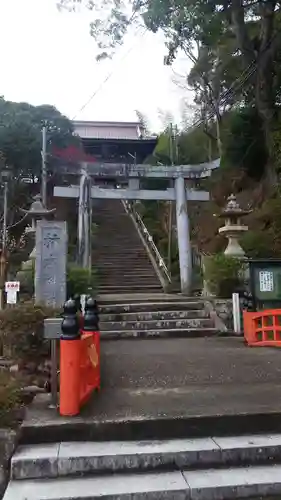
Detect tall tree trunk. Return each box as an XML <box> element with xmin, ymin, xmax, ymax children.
<box><xmin>231</xmin><ymin>0</ymin><xmax>279</xmax><ymax>186</ymax></box>
<box><xmin>255</xmin><ymin>55</ymin><xmax>277</xmax><ymax>186</ymax></box>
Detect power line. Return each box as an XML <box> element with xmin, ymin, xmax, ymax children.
<box><xmin>72</xmin><ymin>28</ymin><xmax>147</xmax><ymax>120</ymax></box>
<box><xmin>190</xmin><ymin>61</ymin><xmax>257</xmax><ymax>131</ymax></box>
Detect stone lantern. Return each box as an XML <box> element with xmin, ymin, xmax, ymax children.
<box><xmin>17</xmin><ymin>195</ymin><xmax>56</xmax><ymax>292</ymax></box>
<box><xmin>219</xmin><ymin>194</ymin><xmax>250</xmax><ymax>257</ymax></box>
<box><xmin>21</xmin><ymin>194</ymin><xmax>56</xmax><ymax>235</ymax></box>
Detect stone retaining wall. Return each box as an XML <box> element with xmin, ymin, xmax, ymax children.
<box><xmin>0</xmin><ymin>429</ymin><xmax>18</xmax><ymax>498</ymax></box>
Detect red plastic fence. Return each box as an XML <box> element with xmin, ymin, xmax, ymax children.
<box><xmin>243</xmin><ymin>309</ymin><xmax>281</xmax><ymax>347</ymax></box>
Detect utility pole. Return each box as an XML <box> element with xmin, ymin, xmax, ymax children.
<box><xmin>167</xmin><ymin>123</ymin><xmax>174</xmax><ymax>276</ymax></box>
<box><xmin>41</xmin><ymin>125</ymin><xmax>47</xmax><ymax>208</ymax></box>
<box><xmin>2</xmin><ymin>179</ymin><xmax>8</xmax><ymax>252</ymax></box>
<box><xmin>0</xmin><ymin>170</ymin><xmax>9</xmax><ymax>310</ymax></box>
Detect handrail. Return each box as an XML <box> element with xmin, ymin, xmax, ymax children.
<box><xmin>123</xmin><ymin>200</ymin><xmax>172</xmax><ymax>283</ymax></box>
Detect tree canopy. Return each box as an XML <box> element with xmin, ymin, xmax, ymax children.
<box><xmin>0</xmin><ymin>98</ymin><xmax>78</xmax><ymax>253</ymax></box>
<box><xmin>59</xmin><ymin>0</ymin><xmax>281</xmax><ymax>183</ymax></box>
<box><xmin>0</xmin><ymin>98</ymin><xmax>78</xmax><ymax>183</ymax></box>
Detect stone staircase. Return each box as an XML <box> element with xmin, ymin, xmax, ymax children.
<box><xmin>5</xmin><ymin>433</ymin><xmax>281</xmax><ymax>499</ymax></box>
<box><xmin>98</xmin><ymin>294</ymin><xmax>217</xmax><ymax>339</ymax></box>
<box><xmin>92</xmin><ymin>199</ymin><xmax>163</xmax><ymax>294</ymax></box>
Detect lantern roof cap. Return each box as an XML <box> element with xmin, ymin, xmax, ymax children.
<box><xmin>20</xmin><ymin>194</ymin><xmax>56</xmax><ymax>217</ymax></box>
<box><xmin>219</xmin><ymin>194</ymin><xmax>251</xmax><ymax>217</ymax></box>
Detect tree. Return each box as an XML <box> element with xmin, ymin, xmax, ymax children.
<box><xmin>0</xmin><ymin>98</ymin><xmax>79</xmax><ymax>234</ymax></box>
<box><xmin>59</xmin><ymin>0</ymin><xmax>281</xmax><ymax>184</ymax></box>
<box><xmin>0</xmin><ymin>98</ymin><xmax>78</xmax><ymax>183</ymax></box>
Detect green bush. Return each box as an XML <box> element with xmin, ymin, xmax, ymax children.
<box><xmin>204</xmin><ymin>253</ymin><xmax>245</xmax><ymax>298</ymax></box>
<box><xmin>17</xmin><ymin>263</ymin><xmax>96</xmax><ymax>299</ymax></box>
<box><xmin>0</xmin><ymin>371</ymin><xmax>23</xmax><ymax>427</ymax></box>
<box><xmin>66</xmin><ymin>265</ymin><xmax>96</xmax><ymax>298</ymax></box>
<box><xmin>0</xmin><ymin>301</ymin><xmax>60</xmax><ymax>363</ymax></box>
<box><xmin>241</xmin><ymin>230</ymin><xmax>276</xmax><ymax>258</ymax></box>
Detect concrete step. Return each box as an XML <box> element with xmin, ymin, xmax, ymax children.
<box><xmin>10</xmin><ymin>435</ymin><xmax>281</xmax><ymax>480</ymax></box>
<box><xmin>100</xmin><ymin>327</ymin><xmax>217</xmax><ymax>339</ymax></box>
<box><xmin>100</xmin><ymin>318</ymin><xmax>213</xmax><ymax>331</ymax></box>
<box><xmin>100</xmin><ymin>309</ymin><xmax>209</xmax><ymax>322</ymax></box>
<box><xmin>5</xmin><ymin>465</ymin><xmax>281</xmax><ymax>500</ymax></box>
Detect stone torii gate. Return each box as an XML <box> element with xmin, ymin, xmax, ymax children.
<box><xmin>54</xmin><ymin>159</ymin><xmax>219</xmax><ymax>294</ymax></box>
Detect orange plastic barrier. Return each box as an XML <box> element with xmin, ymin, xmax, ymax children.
<box><xmin>243</xmin><ymin>309</ymin><xmax>281</xmax><ymax>347</ymax></box>
<box><xmin>60</xmin><ymin>339</ymin><xmax>81</xmax><ymax>416</ymax></box>
<box><xmin>60</xmin><ymin>298</ymin><xmax>100</xmax><ymax>416</ymax></box>
<box><xmin>80</xmin><ymin>329</ymin><xmax>100</xmax><ymax>406</ymax></box>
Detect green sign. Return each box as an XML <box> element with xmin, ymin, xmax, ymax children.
<box><xmin>250</xmin><ymin>264</ymin><xmax>281</xmax><ymax>302</ymax></box>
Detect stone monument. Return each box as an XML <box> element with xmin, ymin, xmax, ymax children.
<box><xmin>35</xmin><ymin>220</ymin><xmax>67</xmax><ymax>307</ymax></box>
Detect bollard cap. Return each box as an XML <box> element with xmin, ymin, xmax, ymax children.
<box><xmin>61</xmin><ymin>299</ymin><xmax>80</xmax><ymax>340</ymax></box>
<box><xmin>85</xmin><ymin>297</ymin><xmax>98</xmax><ymax>311</ymax></box>
<box><xmin>84</xmin><ymin>297</ymin><xmax>99</xmax><ymax>332</ymax></box>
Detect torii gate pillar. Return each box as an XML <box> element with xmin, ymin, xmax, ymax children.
<box><xmin>175</xmin><ymin>176</ymin><xmax>192</xmax><ymax>295</ymax></box>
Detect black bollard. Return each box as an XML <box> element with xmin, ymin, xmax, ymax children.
<box><xmin>84</xmin><ymin>297</ymin><xmax>99</xmax><ymax>332</ymax></box>
<box><xmin>242</xmin><ymin>290</ymin><xmax>255</xmax><ymax>312</ymax></box>
<box><xmin>61</xmin><ymin>299</ymin><xmax>81</xmax><ymax>340</ymax></box>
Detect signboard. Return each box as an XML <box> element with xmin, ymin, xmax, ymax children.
<box><xmin>5</xmin><ymin>281</ymin><xmax>20</xmax><ymax>304</ymax></box>
<box><xmin>259</xmin><ymin>271</ymin><xmax>274</xmax><ymax>292</ymax></box>
<box><xmin>35</xmin><ymin>221</ymin><xmax>67</xmax><ymax>308</ymax></box>
<box><xmin>5</xmin><ymin>281</ymin><xmax>20</xmax><ymax>292</ymax></box>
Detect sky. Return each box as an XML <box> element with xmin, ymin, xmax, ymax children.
<box><xmin>0</xmin><ymin>0</ymin><xmax>193</xmax><ymax>131</ymax></box>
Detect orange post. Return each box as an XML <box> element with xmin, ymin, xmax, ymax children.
<box><xmin>79</xmin><ymin>297</ymin><xmax>100</xmax><ymax>406</ymax></box>
<box><xmin>60</xmin><ymin>299</ymin><xmax>81</xmax><ymax>416</ymax></box>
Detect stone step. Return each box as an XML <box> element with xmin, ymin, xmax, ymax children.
<box><xmin>97</xmin><ymin>275</ymin><xmax>157</xmax><ymax>280</ymax></box>
<box><xmin>94</xmin><ymin>261</ymin><xmax>154</xmax><ymax>267</ymax></box>
<box><xmin>94</xmin><ymin>258</ymin><xmax>153</xmax><ymax>263</ymax></box>
<box><xmin>10</xmin><ymin>435</ymin><xmax>281</xmax><ymax>481</ymax></box>
<box><xmin>100</xmin><ymin>309</ymin><xmax>209</xmax><ymax>321</ymax></box>
<box><xmin>94</xmin><ymin>244</ymin><xmax>146</xmax><ymax>249</ymax></box>
<box><xmin>93</xmin><ymin>247</ymin><xmax>149</xmax><ymax>252</ymax></box>
<box><xmin>98</xmin><ymin>294</ymin><xmax>200</xmax><ymax>302</ymax></box>
<box><xmin>97</xmin><ymin>274</ymin><xmax>159</xmax><ymax>280</ymax></box>
<box><xmin>5</xmin><ymin>465</ymin><xmax>281</xmax><ymax>500</ymax></box>
<box><xmin>100</xmin><ymin>318</ymin><xmax>213</xmax><ymax>331</ymax></box>
<box><xmin>98</xmin><ymin>285</ymin><xmax>163</xmax><ymax>293</ymax></box>
<box><xmin>100</xmin><ymin>327</ymin><xmax>217</xmax><ymax>339</ymax></box>
<box><xmin>97</xmin><ymin>280</ymin><xmax>160</xmax><ymax>286</ymax></box>
<box><xmin>99</xmin><ymin>301</ymin><xmax>205</xmax><ymax>313</ymax></box>
<box><xmin>98</xmin><ymin>290</ymin><xmax>164</xmax><ymax>296</ymax></box>
<box><xmin>97</xmin><ymin>281</ymin><xmax>161</xmax><ymax>287</ymax></box>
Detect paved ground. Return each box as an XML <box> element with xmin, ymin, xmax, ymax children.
<box><xmin>23</xmin><ymin>337</ymin><xmax>281</xmax><ymax>434</ymax></box>
<box><xmin>93</xmin><ymin>336</ymin><xmax>281</xmax><ymax>419</ymax></box>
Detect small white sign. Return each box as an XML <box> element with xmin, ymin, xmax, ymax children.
<box><xmin>80</xmin><ymin>294</ymin><xmax>86</xmax><ymax>315</ymax></box>
<box><xmin>259</xmin><ymin>271</ymin><xmax>274</xmax><ymax>292</ymax></box>
<box><xmin>5</xmin><ymin>281</ymin><xmax>20</xmax><ymax>293</ymax></box>
<box><xmin>7</xmin><ymin>290</ymin><xmax>17</xmax><ymax>304</ymax></box>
